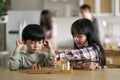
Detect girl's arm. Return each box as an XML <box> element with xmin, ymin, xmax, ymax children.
<box><xmin>58</xmin><ymin>47</ymin><xmax>99</xmax><ymax>61</ymax></box>
<box><xmin>70</xmin><ymin>61</ymin><xmax>100</xmax><ymax>70</ymax></box>
<box><xmin>54</xmin><ymin>47</ymin><xmax>100</xmax><ymax>70</ymax></box>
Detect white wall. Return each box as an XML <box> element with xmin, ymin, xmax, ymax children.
<box><xmin>53</xmin><ymin>17</ymin><xmax>80</xmax><ymax>48</ymax></box>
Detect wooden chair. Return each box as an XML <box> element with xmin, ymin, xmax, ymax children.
<box><xmin>105</xmin><ymin>50</ymin><xmax>120</xmax><ymax>68</ymax></box>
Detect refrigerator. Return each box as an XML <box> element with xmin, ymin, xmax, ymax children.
<box><xmin>6</xmin><ymin>11</ymin><xmax>41</xmax><ymax>53</ymax></box>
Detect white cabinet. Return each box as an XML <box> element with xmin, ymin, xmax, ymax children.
<box><xmin>10</xmin><ymin>0</ymin><xmax>120</xmax><ymax>17</ymax></box>
<box><xmin>43</xmin><ymin>0</ymin><xmax>79</xmax><ymax>17</ymax></box>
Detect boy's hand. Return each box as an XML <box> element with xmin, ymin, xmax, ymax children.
<box><xmin>51</xmin><ymin>57</ymin><xmax>58</xmax><ymax>67</ymax></box>
<box><xmin>82</xmin><ymin>61</ymin><xmax>100</xmax><ymax>70</ymax></box>
<box><xmin>32</xmin><ymin>61</ymin><xmax>41</xmax><ymax>70</ymax></box>
<box><xmin>51</xmin><ymin>55</ymin><xmax>60</xmax><ymax>67</ymax></box>
<box><xmin>15</xmin><ymin>40</ymin><xmax>24</xmax><ymax>52</ymax></box>
<box><xmin>43</xmin><ymin>40</ymin><xmax>52</xmax><ymax>50</ymax></box>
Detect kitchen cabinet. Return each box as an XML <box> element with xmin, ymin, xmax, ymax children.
<box><xmin>43</xmin><ymin>0</ymin><xmax>114</xmax><ymax>17</ymax></box>
<box><xmin>9</xmin><ymin>0</ymin><xmax>120</xmax><ymax>17</ymax></box>
<box><xmin>43</xmin><ymin>0</ymin><xmax>79</xmax><ymax>17</ymax></box>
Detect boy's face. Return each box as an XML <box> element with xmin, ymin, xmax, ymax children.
<box><xmin>25</xmin><ymin>40</ymin><xmax>43</xmax><ymax>53</ymax></box>
<box><xmin>73</xmin><ymin>34</ymin><xmax>87</xmax><ymax>48</ymax></box>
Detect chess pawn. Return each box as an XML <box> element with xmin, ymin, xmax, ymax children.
<box><xmin>66</xmin><ymin>61</ymin><xmax>70</xmax><ymax>70</ymax></box>
<box><xmin>61</xmin><ymin>60</ymin><xmax>66</xmax><ymax>70</ymax></box>
<box><xmin>61</xmin><ymin>60</ymin><xmax>70</xmax><ymax>70</ymax></box>
<box><xmin>59</xmin><ymin>51</ymin><xmax>70</xmax><ymax>70</ymax></box>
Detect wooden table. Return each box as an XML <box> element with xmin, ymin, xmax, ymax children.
<box><xmin>0</xmin><ymin>68</ymin><xmax>120</xmax><ymax>80</ymax></box>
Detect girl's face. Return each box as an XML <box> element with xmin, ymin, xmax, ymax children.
<box><xmin>25</xmin><ymin>40</ymin><xmax>43</xmax><ymax>53</ymax></box>
<box><xmin>73</xmin><ymin>34</ymin><xmax>87</xmax><ymax>48</ymax></box>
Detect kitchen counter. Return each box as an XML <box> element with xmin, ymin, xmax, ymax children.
<box><xmin>105</xmin><ymin>50</ymin><xmax>120</xmax><ymax>56</ymax></box>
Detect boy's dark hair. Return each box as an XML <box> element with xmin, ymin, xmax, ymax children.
<box><xmin>71</xmin><ymin>19</ymin><xmax>106</xmax><ymax>68</ymax></box>
<box><xmin>80</xmin><ymin>4</ymin><xmax>91</xmax><ymax>11</ymax></box>
<box><xmin>22</xmin><ymin>24</ymin><xmax>45</xmax><ymax>41</ymax></box>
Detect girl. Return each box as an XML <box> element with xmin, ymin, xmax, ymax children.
<box><xmin>54</xmin><ymin>19</ymin><xmax>106</xmax><ymax>70</ymax></box>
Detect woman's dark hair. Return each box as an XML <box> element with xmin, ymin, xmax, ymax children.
<box><xmin>22</xmin><ymin>24</ymin><xmax>45</xmax><ymax>41</ymax></box>
<box><xmin>71</xmin><ymin>19</ymin><xmax>106</xmax><ymax>68</ymax></box>
<box><xmin>40</xmin><ymin>10</ymin><xmax>52</xmax><ymax>30</ymax></box>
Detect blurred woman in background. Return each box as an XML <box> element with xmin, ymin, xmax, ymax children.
<box><xmin>40</xmin><ymin>10</ymin><xmax>57</xmax><ymax>50</ymax></box>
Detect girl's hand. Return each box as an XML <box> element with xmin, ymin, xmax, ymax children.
<box><xmin>64</xmin><ymin>49</ymin><xmax>71</xmax><ymax>54</ymax></box>
<box><xmin>43</xmin><ymin>40</ymin><xmax>52</xmax><ymax>50</ymax></box>
<box><xmin>15</xmin><ymin>40</ymin><xmax>24</xmax><ymax>52</ymax></box>
<box><xmin>82</xmin><ymin>62</ymin><xmax>100</xmax><ymax>70</ymax></box>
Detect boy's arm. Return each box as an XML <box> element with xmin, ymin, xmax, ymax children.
<box><xmin>48</xmin><ymin>48</ymin><xmax>55</xmax><ymax>57</ymax></box>
<box><xmin>38</xmin><ymin>48</ymin><xmax>55</xmax><ymax>67</ymax></box>
<box><xmin>8</xmin><ymin>40</ymin><xmax>24</xmax><ymax>70</ymax></box>
<box><xmin>8</xmin><ymin>51</ymin><xmax>22</xmax><ymax>70</ymax></box>
<box><xmin>40</xmin><ymin>40</ymin><xmax>55</xmax><ymax>67</ymax></box>
<box><xmin>44</xmin><ymin>40</ymin><xmax>55</xmax><ymax>57</ymax></box>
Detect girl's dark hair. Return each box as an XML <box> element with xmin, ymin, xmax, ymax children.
<box><xmin>40</xmin><ymin>10</ymin><xmax>52</xmax><ymax>30</ymax></box>
<box><xmin>22</xmin><ymin>24</ymin><xmax>45</xmax><ymax>41</ymax></box>
<box><xmin>71</xmin><ymin>19</ymin><xmax>106</xmax><ymax>68</ymax></box>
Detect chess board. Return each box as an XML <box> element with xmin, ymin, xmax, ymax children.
<box><xmin>27</xmin><ymin>68</ymin><xmax>72</xmax><ymax>74</ymax></box>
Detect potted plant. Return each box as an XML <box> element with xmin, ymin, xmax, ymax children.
<box><xmin>0</xmin><ymin>0</ymin><xmax>8</xmax><ymax>22</ymax></box>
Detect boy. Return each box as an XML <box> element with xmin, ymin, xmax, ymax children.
<box><xmin>8</xmin><ymin>24</ymin><xmax>55</xmax><ymax>70</ymax></box>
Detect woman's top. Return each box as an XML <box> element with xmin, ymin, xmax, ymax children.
<box><xmin>44</xmin><ymin>23</ymin><xmax>57</xmax><ymax>40</ymax></box>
